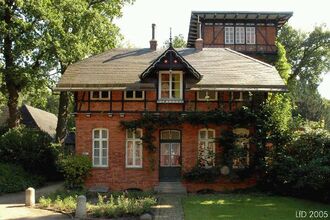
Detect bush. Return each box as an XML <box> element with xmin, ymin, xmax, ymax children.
<box><xmin>0</xmin><ymin>126</ymin><xmax>61</xmax><ymax>180</ymax></box>
<box><xmin>38</xmin><ymin>190</ymin><xmax>157</xmax><ymax>217</ymax></box>
<box><xmin>58</xmin><ymin>155</ymin><xmax>92</xmax><ymax>189</ymax></box>
<box><xmin>89</xmin><ymin>194</ymin><xmax>157</xmax><ymax>218</ymax></box>
<box><xmin>183</xmin><ymin>166</ymin><xmax>220</xmax><ymax>183</ymax></box>
<box><xmin>261</xmin><ymin>127</ymin><xmax>330</xmax><ymax>202</ymax></box>
<box><xmin>0</xmin><ymin>163</ymin><xmax>45</xmax><ymax>194</ymax></box>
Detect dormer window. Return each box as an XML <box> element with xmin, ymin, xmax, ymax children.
<box><xmin>91</xmin><ymin>91</ymin><xmax>110</xmax><ymax>100</ymax></box>
<box><xmin>158</xmin><ymin>71</ymin><xmax>183</xmax><ymax>101</ymax></box>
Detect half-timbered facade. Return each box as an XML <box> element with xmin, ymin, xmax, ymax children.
<box><xmin>56</xmin><ymin>11</ymin><xmax>291</xmax><ymax>192</ymax></box>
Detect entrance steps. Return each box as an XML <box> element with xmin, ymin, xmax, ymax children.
<box><xmin>154</xmin><ymin>182</ymin><xmax>187</xmax><ymax>194</ymax></box>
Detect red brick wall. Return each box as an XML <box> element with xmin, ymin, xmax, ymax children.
<box><xmin>75</xmin><ymin>90</ymin><xmax>259</xmax><ymax>191</ymax></box>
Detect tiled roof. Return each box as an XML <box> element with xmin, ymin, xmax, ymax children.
<box><xmin>22</xmin><ymin>105</ymin><xmax>58</xmax><ymax>138</ymax></box>
<box><xmin>56</xmin><ymin>48</ymin><xmax>286</xmax><ymax>91</ymax></box>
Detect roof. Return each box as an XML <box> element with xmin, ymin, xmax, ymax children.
<box><xmin>187</xmin><ymin>11</ymin><xmax>293</xmax><ymax>47</ymax></box>
<box><xmin>21</xmin><ymin>104</ymin><xmax>58</xmax><ymax>138</ymax></box>
<box><xmin>56</xmin><ymin>47</ymin><xmax>286</xmax><ymax>92</ymax></box>
<box><xmin>140</xmin><ymin>46</ymin><xmax>201</xmax><ymax>80</ymax></box>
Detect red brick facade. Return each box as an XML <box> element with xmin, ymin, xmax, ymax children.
<box><xmin>75</xmin><ymin>91</ymin><xmax>259</xmax><ymax>191</ymax></box>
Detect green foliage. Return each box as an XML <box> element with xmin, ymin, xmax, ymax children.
<box><xmin>58</xmin><ymin>155</ymin><xmax>92</xmax><ymax>189</ymax></box>
<box><xmin>0</xmin><ymin>126</ymin><xmax>61</xmax><ymax>180</ymax></box>
<box><xmin>275</xmin><ymin>42</ymin><xmax>291</xmax><ymax>83</ymax></box>
<box><xmin>183</xmin><ymin>166</ymin><xmax>221</xmax><ymax>183</ymax></box>
<box><xmin>38</xmin><ymin>190</ymin><xmax>156</xmax><ymax>217</ymax></box>
<box><xmin>0</xmin><ymin>163</ymin><xmax>45</xmax><ymax>194</ymax></box>
<box><xmin>89</xmin><ymin>194</ymin><xmax>157</xmax><ymax>218</ymax></box>
<box><xmin>278</xmin><ymin>25</ymin><xmax>330</xmax><ymax>127</ymax></box>
<box><xmin>261</xmin><ymin>127</ymin><xmax>330</xmax><ymax>202</ymax></box>
<box><xmin>164</xmin><ymin>34</ymin><xmax>187</xmax><ymax>48</ymax></box>
<box><xmin>121</xmin><ymin>108</ymin><xmax>257</xmax><ymax>171</ymax></box>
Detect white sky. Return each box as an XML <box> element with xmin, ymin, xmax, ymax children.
<box><xmin>115</xmin><ymin>0</ymin><xmax>330</xmax><ymax>99</ymax></box>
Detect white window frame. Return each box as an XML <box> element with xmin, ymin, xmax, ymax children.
<box><xmin>225</xmin><ymin>27</ymin><xmax>234</xmax><ymax>44</ymax></box>
<box><xmin>92</xmin><ymin>128</ymin><xmax>108</xmax><ymax>167</ymax></box>
<box><xmin>198</xmin><ymin>128</ymin><xmax>216</xmax><ymax>167</ymax></box>
<box><xmin>158</xmin><ymin>71</ymin><xmax>183</xmax><ymax>100</ymax></box>
<box><xmin>90</xmin><ymin>91</ymin><xmax>110</xmax><ymax>100</ymax></box>
<box><xmin>246</xmin><ymin>27</ymin><xmax>256</xmax><ymax>44</ymax></box>
<box><xmin>197</xmin><ymin>91</ymin><xmax>218</xmax><ymax>101</ymax></box>
<box><xmin>124</xmin><ymin>91</ymin><xmax>145</xmax><ymax>100</ymax></box>
<box><xmin>125</xmin><ymin>128</ymin><xmax>143</xmax><ymax>168</ymax></box>
<box><xmin>235</xmin><ymin>26</ymin><xmax>245</xmax><ymax>44</ymax></box>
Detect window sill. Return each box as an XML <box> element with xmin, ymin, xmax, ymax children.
<box><xmin>126</xmin><ymin>166</ymin><xmax>143</xmax><ymax>169</ymax></box>
<box><xmin>157</xmin><ymin>100</ymin><xmax>184</xmax><ymax>104</ymax></box>
<box><xmin>92</xmin><ymin>166</ymin><xmax>109</xmax><ymax>169</ymax></box>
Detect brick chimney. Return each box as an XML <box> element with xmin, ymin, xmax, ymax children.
<box><xmin>150</xmin><ymin>23</ymin><xmax>157</xmax><ymax>50</ymax></box>
<box><xmin>195</xmin><ymin>19</ymin><xmax>203</xmax><ymax>51</ymax></box>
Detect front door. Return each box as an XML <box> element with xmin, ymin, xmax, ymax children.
<box><xmin>159</xmin><ymin>130</ymin><xmax>181</xmax><ymax>182</ymax></box>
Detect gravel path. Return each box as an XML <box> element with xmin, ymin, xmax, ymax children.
<box><xmin>0</xmin><ymin>182</ymin><xmax>70</xmax><ymax>220</ymax></box>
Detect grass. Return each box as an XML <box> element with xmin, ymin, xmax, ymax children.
<box><xmin>183</xmin><ymin>194</ymin><xmax>330</xmax><ymax>220</ymax></box>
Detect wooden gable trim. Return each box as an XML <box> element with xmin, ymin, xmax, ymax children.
<box><xmin>139</xmin><ymin>46</ymin><xmax>202</xmax><ymax>80</ymax></box>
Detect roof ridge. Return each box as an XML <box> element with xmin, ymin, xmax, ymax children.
<box><xmin>224</xmin><ymin>48</ymin><xmax>275</xmax><ymax>68</ymax></box>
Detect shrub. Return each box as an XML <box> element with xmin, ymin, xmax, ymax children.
<box><xmin>183</xmin><ymin>166</ymin><xmax>220</xmax><ymax>183</ymax></box>
<box><xmin>89</xmin><ymin>194</ymin><xmax>157</xmax><ymax>218</ymax></box>
<box><xmin>0</xmin><ymin>163</ymin><xmax>45</xmax><ymax>194</ymax></box>
<box><xmin>0</xmin><ymin>126</ymin><xmax>61</xmax><ymax>180</ymax></box>
<box><xmin>261</xmin><ymin>127</ymin><xmax>330</xmax><ymax>202</ymax></box>
<box><xmin>58</xmin><ymin>155</ymin><xmax>92</xmax><ymax>189</ymax></box>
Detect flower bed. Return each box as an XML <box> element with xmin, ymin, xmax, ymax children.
<box><xmin>37</xmin><ymin>189</ymin><xmax>157</xmax><ymax>218</ymax></box>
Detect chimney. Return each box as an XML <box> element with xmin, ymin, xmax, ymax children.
<box><xmin>195</xmin><ymin>18</ymin><xmax>203</xmax><ymax>51</ymax></box>
<box><xmin>150</xmin><ymin>23</ymin><xmax>157</xmax><ymax>50</ymax></box>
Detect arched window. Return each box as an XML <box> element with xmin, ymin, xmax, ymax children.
<box><xmin>92</xmin><ymin>128</ymin><xmax>108</xmax><ymax>167</ymax></box>
<box><xmin>126</xmin><ymin>128</ymin><xmax>143</xmax><ymax>168</ymax></box>
<box><xmin>198</xmin><ymin>129</ymin><xmax>216</xmax><ymax>168</ymax></box>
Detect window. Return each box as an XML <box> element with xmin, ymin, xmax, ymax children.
<box><xmin>126</xmin><ymin>129</ymin><xmax>143</xmax><ymax>168</ymax></box>
<box><xmin>232</xmin><ymin>128</ymin><xmax>250</xmax><ymax>169</ymax></box>
<box><xmin>225</xmin><ymin>27</ymin><xmax>234</xmax><ymax>44</ymax></box>
<box><xmin>92</xmin><ymin>128</ymin><xmax>108</xmax><ymax>167</ymax></box>
<box><xmin>91</xmin><ymin>91</ymin><xmax>110</xmax><ymax>100</ymax></box>
<box><xmin>231</xmin><ymin>92</ymin><xmax>251</xmax><ymax>101</ymax></box>
<box><xmin>246</xmin><ymin>27</ymin><xmax>256</xmax><ymax>44</ymax></box>
<box><xmin>160</xmin><ymin>130</ymin><xmax>181</xmax><ymax>167</ymax></box>
<box><xmin>235</xmin><ymin>27</ymin><xmax>245</xmax><ymax>44</ymax></box>
<box><xmin>198</xmin><ymin>129</ymin><xmax>216</xmax><ymax>168</ymax></box>
<box><xmin>197</xmin><ymin>91</ymin><xmax>217</xmax><ymax>101</ymax></box>
<box><xmin>125</xmin><ymin>91</ymin><xmax>144</xmax><ymax>100</ymax></box>
<box><xmin>159</xmin><ymin>71</ymin><xmax>182</xmax><ymax>100</ymax></box>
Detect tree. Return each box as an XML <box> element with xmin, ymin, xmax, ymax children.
<box><xmin>266</xmin><ymin>42</ymin><xmax>293</xmax><ymax>132</ymax></box>
<box><xmin>278</xmin><ymin>25</ymin><xmax>330</xmax><ymax>126</ymax></box>
<box><xmin>0</xmin><ymin>0</ymin><xmax>52</xmax><ymax>128</ymax></box>
<box><xmin>0</xmin><ymin>0</ymin><xmax>132</xmax><ymax>139</ymax></box>
<box><xmin>164</xmin><ymin>34</ymin><xmax>186</xmax><ymax>48</ymax></box>
<box><xmin>40</xmin><ymin>0</ymin><xmax>132</xmax><ymax>142</ymax></box>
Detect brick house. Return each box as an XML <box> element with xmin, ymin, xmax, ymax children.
<box><xmin>56</xmin><ymin>11</ymin><xmax>292</xmax><ymax>192</ymax></box>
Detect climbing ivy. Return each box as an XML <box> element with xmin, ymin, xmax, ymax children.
<box><xmin>120</xmin><ymin>107</ymin><xmax>263</xmax><ymax>173</ymax></box>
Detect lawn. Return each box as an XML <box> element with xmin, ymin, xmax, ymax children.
<box><xmin>183</xmin><ymin>194</ymin><xmax>330</xmax><ymax>220</ymax></box>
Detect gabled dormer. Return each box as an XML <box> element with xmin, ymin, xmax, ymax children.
<box><xmin>187</xmin><ymin>11</ymin><xmax>292</xmax><ymax>56</ymax></box>
<box><xmin>140</xmin><ymin>45</ymin><xmax>201</xmax><ymax>103</ymax></box>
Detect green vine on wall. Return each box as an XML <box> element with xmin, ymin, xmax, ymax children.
<box><xmin>121</xmin><ymin>107</ymin><xmax>263</xmax><ymax>170</ymax></box>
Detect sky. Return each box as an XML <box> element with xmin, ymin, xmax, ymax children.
<box><xmin>115</xmin><ymin>0</ymin><xmax>330</xmax><ymax>99</ymax></box>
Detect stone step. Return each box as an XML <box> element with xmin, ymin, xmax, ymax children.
<box><xmin>154</xmin><ymin>182</ymin><xmax>187</xmax><ymax>194</ymax></box>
